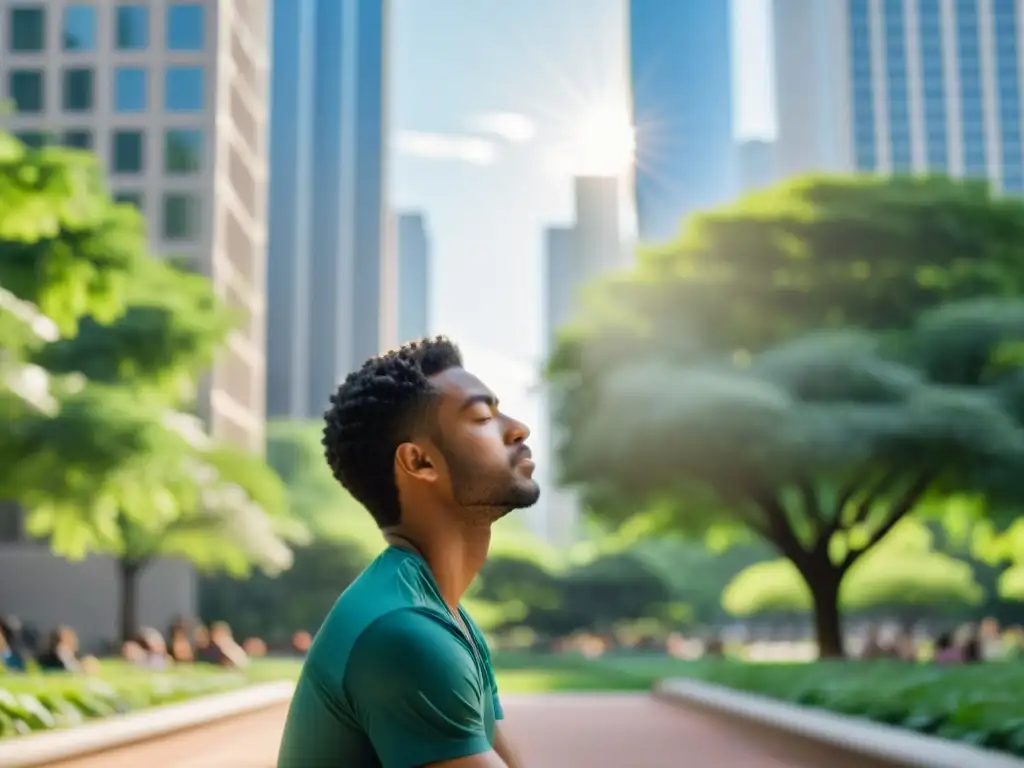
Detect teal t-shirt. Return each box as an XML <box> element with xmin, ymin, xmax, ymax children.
<box><xmin>277</xmin><ymin>546</ymin><xmax>503</xmax><ymax>767</ymax></box>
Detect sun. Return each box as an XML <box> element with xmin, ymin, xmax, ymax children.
<box><xmin>572</xmin><ymin>104</ymin><xmax>636</xmax><ymax>175</ymax></box>
<box><xmin>545</xmin><ymin>103</ymin><xmax>636</xmax><ymax>178</ymax></box>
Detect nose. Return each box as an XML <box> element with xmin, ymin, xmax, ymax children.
<box><xmin>504</xmin><ymin>414</ymin><xmax>530</xmax><ymax>444</ymax></box>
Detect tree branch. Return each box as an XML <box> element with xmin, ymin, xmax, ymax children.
<box><xmin>797</xmin><ymin>478</ymin><xmax>824</xmax><ymax>541</ymax></box>
<box><xmin>841</xmin><ymin>471</ymin><xmax>934</xmax><ymax>571</ymax></box>
<box><xmin>748</xmin><ymin>487</ymin><xmax>812</xmax><ymax>570</ymax></box>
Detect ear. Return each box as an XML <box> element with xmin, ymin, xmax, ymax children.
<box><xmin>395</xmin><ymin>441</ymin><xmax>438</xmax><ymax>482</ymax></box>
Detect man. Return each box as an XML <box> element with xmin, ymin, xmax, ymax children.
<box><xmin>277</xmin><ymin>337</ymin><xmax>538</xmax><ymax>767</ymax></box>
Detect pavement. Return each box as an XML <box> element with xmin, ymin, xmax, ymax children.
<box><xmin>47</xmin><ymin>693</ymin><xmax>851</xmax><ymax>767</ymax></box>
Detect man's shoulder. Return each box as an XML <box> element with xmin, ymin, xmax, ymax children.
<box><xmin>304</xmin><ymin>549</ymin><xmax>450</xmax><ymax>675</ymax></box>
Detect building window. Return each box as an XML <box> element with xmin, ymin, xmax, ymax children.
<box><xmin>163</xmin><ymin>194</ymin><xmax>200</xmax><ymax>241</ymax></box>
<box><xmin>116</xmin><ymin>4</ymin><xmax>149</xmax><ymax>50</ymax></box>
<box><xmin>64</xmin><ymin>130</ymin><xmax>92</xmax><ymax>149</ymax></box>
<box><xmin>164</xmin><ymin>129</ymin><xmax>203</xmax><ymax>174</ymax></box>
<box><xmin>167</xmin><ymin>3</ymin><xmax>204</xmax><ymax>51</ymax></box>
<box><xmin>9</xmin><ymin>6</ymin><xmax>45</xmax><ymax>52</ymax></box>
<box><xmin>63</xmin><ymin>4</ymin><xmax>96</xmax><ymax>50</ymax></box>
<box><xmin>115</xmin><ymin>190</ymin><xmax>144</xmax><ymax>209</ymax></box>
<box><xmin>8</xmin><ymin>69</ymin><xmax>44</xmax><ymax>113</ymax></box>
<box><xmin>164</xmin><ymin>67</ymin><xmax>205</xmax><ymax>111</ymax></box>
<box><xmin>62</xmin><ymin>67</ymin><xmax>94</xmax><ymax>112</ymax></box>
<box><xmin>114</xmin><ymin>67</ymin><xmax>147</xmax><ymax>112</ymax></box>
<box><xmin>112</xmin><ymin>130</ymin><xmax>144</xmax><ymax>173</ymax></box>
<box><xmin>15</xmin><ymin>131</ymin><xmax>49</xmax><ymax>149</ymax></box>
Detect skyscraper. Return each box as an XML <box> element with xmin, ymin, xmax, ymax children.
<box><xmin>772</xmin><ymin>0</ymin><xmax>1024</xmax><ymax>191</ymax></box>
<box><xmin>396</xmin><ymin>212</ymin><xmax>430</xmax><ymax>343</ymax></box>
<box><xmin>738</xmin><ymin>139</ymin><xmax>777</xmax><ymax>191</ymax></box>
<box><xmin>573</xmin><ymin>176</ymin><xmax>625</xmax><ymax>282</ymax></box>
<box><xmin>266</xmin><ymin>0</ymin><xmax>392</xmax><ymax>419</ymax></box>
<box><xmin>629</xmin><ymin>0</ymin><xmax>735</xmax><ymax>242</ymax></box>
<box><xmin>0</xmin><ymin>0</ymin><xmax>270</xmax><ymax>645</ymax></box>
<box><xmin>543</xmin><ymin>227</ymin><xmax>574</xmax><ymax>347</ymax></box>
<box><xmin>1</xmin><ymin>0</ymin><xmax>269</xmax><ymax>450</ymax></box>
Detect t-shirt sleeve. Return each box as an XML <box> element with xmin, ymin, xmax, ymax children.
<box><xmin>344</xmin><ymin>609</ymin><xmax>492</xmax><ymax>767</ymax></box>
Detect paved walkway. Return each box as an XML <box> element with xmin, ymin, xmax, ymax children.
<box><xmin>50</xmin><ymin>694</ymin><xmax>835</xmax><ymax>767</ymax></box>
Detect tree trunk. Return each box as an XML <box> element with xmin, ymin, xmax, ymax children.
<box><xmin>118</xmin><ymin>559</ymin><xmax>145</xmax><ymax>643</ymax></box>
<box><xmin>806</xmin><ymin>568</ymin><xmax>845</xmax><ymax>659</ymax></box>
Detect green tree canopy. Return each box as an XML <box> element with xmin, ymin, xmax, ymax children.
<box><xmin>0</xmin><ymin>133</ymin><xmax>138</xmax><ymax>333</ymax></box>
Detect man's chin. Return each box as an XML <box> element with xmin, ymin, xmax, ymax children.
<box><xmin>505</xmin><ymin>481</ymin><xmax>541</xmax><ymax>511</ymax></box>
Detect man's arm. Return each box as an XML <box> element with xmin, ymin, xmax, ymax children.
<box><xmin>345</xmin><ymin>610</ymin><xmax>508</xmax><ymax>768</ymax></box>
<box><xmin>493</xmin><ymin>722</ymin><xmax>525</xmax><ymax>768</ymax></box>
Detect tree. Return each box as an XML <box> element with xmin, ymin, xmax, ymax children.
<box><xmin>549</xmin><ymin>176</ymin><xmax>1024</xmax><ymax>656</ymax></box>
<box><xmin>553</xmin><ymin>301</ymin><xmax>1024</xmax><ymax>657</ymax></box>
<box><xmin>14</xmin><ymin>254</ymin><xmax>301</xmax><ymax>640</ymax></box>
<box><xmin>721</xmin><ymin>519</ymin><xmax>985</xmax><ymax>618</ymax></box>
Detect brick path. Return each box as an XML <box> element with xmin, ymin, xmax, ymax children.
<box><xmin>49</xmin><ymin>694</ymin><xmax>841</xmax><ymax>767</ymax></box>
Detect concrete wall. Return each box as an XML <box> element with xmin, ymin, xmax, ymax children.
<box><xmin>0</xmin><ymin>545</ymin><xmax>196</xmax><ymax>652</ymax></box>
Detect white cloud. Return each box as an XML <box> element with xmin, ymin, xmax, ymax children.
<box><xmin>469</xmin><ymin>112</ymin><xmax>537</xmax><ymax>144</ymax></box>
<box><xmin>394</xmin><ymin>130</ymin><xmax>497</xmax><ymax>165</ymax></box>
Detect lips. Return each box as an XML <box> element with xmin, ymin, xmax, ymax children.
<box><xmin>515</xmin><ymin>446</ymin><xmax>533</xmax><ymax>464</ymax></box>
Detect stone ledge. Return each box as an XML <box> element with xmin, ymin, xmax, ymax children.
<box><xmin>655</xmin><ymin>678</ymin><xmax>1024</xmax><ymax>768</ymax></box>
<box><xmin>0</xmin><ymin>680</ymin><xmax>294</xmax><ymax>767</ymax></box>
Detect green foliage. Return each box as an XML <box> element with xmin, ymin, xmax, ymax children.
<box><xmin>722</xmin><ymin>520</ymin><xmax>985</xmax><ymax>616</ymax></box>
<box><xmin>0</xmin><ymin>132</ymin><xmax>138</xmax><ymax>334</ymax></box>
<box><xmin>200</xmin><ymin>539</ymin><xmax>374</xmax><ymax>643</ymax></box>
<box><xmin>553</xmin><ymin>175</ymin><xmax>1024</xmax><ymax>369</ymax></box>
<box><xmin>34</xmin><ymin>255</ymin><xmax>233</xmax><ymax>400</ymax></box>
<box><xmin>473</xmin><ymin>550</ymin><xmax>675</xmax><ymax>638</ymax></box>
<box><xmin>680</xmin><ymin>660</ymin><xmax>1024</xmax><ymax>757</ymax></box>
<box><xmin>265</xmin><ymin>420</ymin><xmax>380</xmax><ymax>548</ymax></box>
<box><xmin>0</xmin><ymin>660</ymin><xmax>296</xmax><ymax>739</ymax></box>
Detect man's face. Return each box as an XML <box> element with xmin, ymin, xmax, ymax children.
<box><xmin>427</xmin><ymin>367</ymin><xmax>540</xmax><ymax>522</ymax></box>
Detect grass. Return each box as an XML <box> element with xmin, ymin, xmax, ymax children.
<box><xmin>491</xmin><ymin>652</ymin><xmax>692</xmax><ymax>693</ymax></box>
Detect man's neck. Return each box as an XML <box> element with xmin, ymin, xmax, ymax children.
<box><xmin>386</xmin><ymin>521</ymin><xmax>491</xmax><ymax>613</ymax></box>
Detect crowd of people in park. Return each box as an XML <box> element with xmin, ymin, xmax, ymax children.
<box><xmin>2</xmin><ymin>608</ymin><xmax>1022</xmax><ymax>673</ymax></box>
<box><xmin>857</xmin><ymin>617</ymin><xmax>1024</xmax><ymax>663</ymax></box>
<box><xmin>0</xmin><ymin>613</ymin><xmax>267</xmax><ymax>674</ymax></box>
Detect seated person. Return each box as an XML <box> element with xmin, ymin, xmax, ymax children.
<box><xmin>37</xmin><ymin>626</ymin><xmax>81</xmax><ymax>672</ymax></box>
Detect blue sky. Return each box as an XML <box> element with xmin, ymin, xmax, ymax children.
<box><xmin>389</xmin><ymin>0</ymin><xmax>774</xmax><ymax>463</ymax></box>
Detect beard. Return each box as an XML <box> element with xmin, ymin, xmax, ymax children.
<box><xmin>442</xmin><ymin>446</ymin><xmax>541</xmax><ymax>522</ymax></box>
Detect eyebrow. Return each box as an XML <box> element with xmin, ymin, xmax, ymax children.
<box><xmin>458</xmin><ymin>393</ymin><xmax>498</xmax><ymax>411</ymax></box>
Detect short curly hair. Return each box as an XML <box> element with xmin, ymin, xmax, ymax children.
<box><xmin>323</xmin><ymin>336</ymin><xmax>463</xmax><ymax>527</ymax></box>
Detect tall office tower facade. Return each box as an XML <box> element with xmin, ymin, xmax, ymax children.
<box><xmin>0</xmin><ymin>0</ymin><xmax>269</xmax><ymax>646</ymax></box>
<box><xmin>773</xmin><ymin>0</ymin><xmax>1024</xmax><ymax>191</ymax></box>
<box><xmin>540</xmin><ymin>225</ymin><xmax>581</xmax><ymax>548</ymax></box>
<box><xmin>536</xmin><ymin>179</ymin><xmax>625</xmax><ymax>547</ymax></box>
<box><xmin>266</xmin><ymin>0</ymin><xmax>392</xmax><ymax>419</ymax></box>
<box><xmin>396</xmin><ymin>212</ymin><xmax>430</xmax><ymax>343</ymax></box>
<box><xmin>0</xmin><ymin>0</ymin><xmax>268</xmax><ymax>450</ymax></box>
<box><xmin>629</xmin><ymin>0</ymin><xmax>736</xmax><ymax>242</ymax></box>
<box><xmin>738</xmin><ymin>139</ymin><xmax>778</xmax><ymax>191</ymax></box>
<box><xmin>573</xmin><ymin>176</ymin><xmax>626</xmax><ymax>282</ymax></box>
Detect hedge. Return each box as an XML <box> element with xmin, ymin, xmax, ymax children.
<box><xmin>682</xmin><ymin>660</ymin><xmax>1024</xmax><ymax>757</ymax></box>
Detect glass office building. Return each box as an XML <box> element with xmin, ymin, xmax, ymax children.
<box><xmin>774</xmin><ymin>0</ymin><xmax>1024</xmax><ymax>191</ymax></box>
<box><xmin>629</xmin><ymin>0</ymin><xmax>736</xmax><ymax>242</ymax></box>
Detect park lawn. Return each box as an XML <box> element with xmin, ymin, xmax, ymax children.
<box><xmin>491</xmin><ymin>652</ymin><xmax>692</xmax><ymax>693</ymax></box>
<box><xmin>676</xmin><ymin>659</ymin><xmax>1024</xmax><ymax>757</ymax></box>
